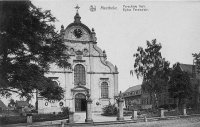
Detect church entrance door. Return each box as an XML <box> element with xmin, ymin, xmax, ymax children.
<box><xmin>75</xmin><ymin>93</ymin><xmax>86</xmax><ymax>112</ymax></box>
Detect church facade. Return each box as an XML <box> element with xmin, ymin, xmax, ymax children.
<box><xmin>37</xmin><ymin>11</ymin><xmax>119</xmax><ymax>114</ymax></box>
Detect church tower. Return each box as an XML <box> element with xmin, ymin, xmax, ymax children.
<box><xmin>37</xmin><ymin>6</ymin><xmax>119</xmax><ymax>113</ymax></box>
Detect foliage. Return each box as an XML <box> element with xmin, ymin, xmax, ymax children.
<box><xmin>192</xmin><ymin>52</ymin><xmax>200</xmax><ymax>74</ymax></box>
<box><xmin>133</xmin><ymin>39</ymin><xmax>170</xmax><ymax>107</ymax></box>
<box><xmin>31</xmin><ymin>109</ymin><xmax>38</xmax><ymax>113</ymax></box>
<box><xmin>102</xmin><ymin>103</ymin><xmax>118</xmax><ymax>116</ymax></box>
<box><xmin>0</xmin><ymin>115</ymin><xmax>27</xmax><ymax>125</ymax></box>
<box><xmin>123</xmin><ymin>110</ymin><xmax>132</xmax><ymax>116</ymax></box>
<box><xmin>28</xmin><ymin>103</ymin><xmax>34</xmax><ymax>109</ymax></box>
<box><xmin>192</xmin><ymin>52</ymin><xmax>200</xmax><ymax>109</ymax></box>
<box><xmin>0</xmin><ymin>1</ymin><xmax>70</xmax><ymax>100</ymax></box>
<box><xmin>8</xmin><ymin>99</ymin><xmax>16</xmax><ymax>108</ymax></box>
<box><xmin>0</xmin><ymin>113</ymin><xmax>68</xmax><ymax>125</ymax></box>
<box><xmin>61</xmin><ymin>107</ymin><xmax>70</xmax><ymax>116</ymax></box>
<box><xmin>187</xmin><ymin>108</ymin><xmax>200</xmax><ymax>115</ymax></box>
<box><xmin>32</xmin><ymin>113</ymin><xmax>68</xmax><ymax>122</ymax></box>
<box><xmin>168</xmin><ymin>63</ymin><xmax>193</xmax><ymax>108</ymax></box>
<box><xmin>138</xmin><ymin>108</ymin><xmax>160</xmax><ymax>118</ymax></box>
<box><xmin>164</xmin><ymin>110</ymin><xmax>181</xmax><ymax>116</ymax></box>
<box><xmin>158</xmin><ymin>104</ymin><xmax>177</xmax><ymax>110</ymax></box>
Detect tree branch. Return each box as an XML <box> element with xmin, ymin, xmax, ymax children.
<box><xmin>0</xmin><ymin>88</ymin><xmax>21</xmax><ymax>94</ymax></box>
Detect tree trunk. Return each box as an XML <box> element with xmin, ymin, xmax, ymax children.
<box><xmin>196</xmin><ymin>79</ymin><xmax>200</xmax><ymax>110</ymax></box>
<box><xmin>178</xmin><ymin>98</ymin><xmax>182</xmax><ymax>114</ymax></box>
<box><xmin>175</xmin><ymin>98</ymin><xmax>179</xmax><ymax>113</ymax></box>
<box><xmin>149</xmin><ymin>92</ymin><xmax>153</xmax><ymax>108</ymax></box>
<box><xmin>153</xmin><ymin>93</ymin><xmax>158</xmax><ymax>109</ymax></box>
<box><xmin>150</xmin><ymin>92</ymin><xmax>157</xmax><ymax>109</ymax></box>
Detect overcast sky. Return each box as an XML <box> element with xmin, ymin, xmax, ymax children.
<box><xmin>2</xmin><ymin>0</ymin><xmax>200</xmax><ymax>105</ymax></box>
<box><xmin>30</xmin><ymin>0</ymin><xmax>200</xmax><ymax>93</ymax></box>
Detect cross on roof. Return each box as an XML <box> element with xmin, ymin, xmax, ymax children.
<box><xmin>75</xmin><ymin>4</ymin><xmax>80</xmax><ymax>13</ymax></box>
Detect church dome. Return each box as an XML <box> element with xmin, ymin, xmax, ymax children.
<box><xmin>62</xmin><ymin>10</ymin><xmax>96</xmax><ymax>42</ymax></box>
<box><xmin>66</xmin><ymin>12</ymin><xmax>92</xmax><ymax>35</ymax></box>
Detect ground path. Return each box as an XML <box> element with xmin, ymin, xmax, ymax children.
<box><xmin>74</xmin><ymin>112</ymin><xmax>132</xmax><ymax>122</ymax></box>
<box><xmin>1</xmin><ymin>113</ymin><xmax>200</xmax><ymax>127</ymax></box>
<box><xmin>77</xmin><ymin>116</ymin><xmax>200</xmax><ymax>127</ymax></box>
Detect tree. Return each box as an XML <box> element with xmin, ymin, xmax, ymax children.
<box><xmin>8</xmin><ymin>99</ymin><xmax>16</xmax><ymax>108</ymax></box>
<box><xmin>133</xmin><ymin>39</ymin><xmax>170</xmax><ymax>108</ymax></box>
<box><xmin>193</xmin><ymin>52</ymin><xmax>200</xmax><ymax>74</ymax></box>
<box><xmin>102</xmin><ymin>103</ymin><xmax>118</xmax><ymax>116</ymax></box>
<box><xmin>0</xmin><ymin>1</ymin><xmax>70</xmax><ymax>101</ymax></box>
<box><xmin>28</xmin><ymin>103</ymin><xmax>34</xmax><ymax>109</ymax></box>
<box><xmin>192</xmin><ymin>52</ymin><xmax>200</xmax><ymax>109</ymax></box>
<box><xmin>168</xmin><ymin>63</ymin><xmax>192</xmax><ymax>110</ymax></box>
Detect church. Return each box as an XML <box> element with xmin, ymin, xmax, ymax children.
<box><xmin>37</xmin><ymin>7</ymin><xmax>119</xmax><ymax>114</ymax></box>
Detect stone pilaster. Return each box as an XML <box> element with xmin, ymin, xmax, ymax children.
<box><xmin>68</xmin><ymin>112</ymin><xmax>74</xmax><ymax>123</ymax></box>
<box><xmin>27</xmin><ymin>114</ymin><xmax>32</xmax><ymax>124</ymax></box>
<box><xmin>116</xmin><ymin>92</ymin><xmax>124</xmax><ymax>121</ymax></box>
<box><xmin>114</xmin><ymin>66</ymin><xmax>119</xmax><ymax>97</ymax></box>
<box><xmin>160</xmin><ymin>108</ymin><xmax>165</xmax><ymax>118</ymax></box>
<box><xmin>131</xmin><ymin>110</ymin><xmax>138</xmax><ymax>120</ymax></box>
<box><xmin>85</xmin><ymin>95</ymin><xmax>93</xmax><ymax>123</ymax></box>
<box><xmin>183</xmin><ymin>107</ymin><xmax>187</xmax><ymax>116</ymax></box>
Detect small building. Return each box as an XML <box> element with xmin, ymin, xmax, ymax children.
<box><xmin>123</xmin><ymin>85</ymin><xmax>142</xmax><ymax>110</ymax></box>
<box><xmin>123</xmin><ymin>84</ymin><xmax>175</xmax><ymax>110</ymax></box>
<box><xmin>124</xmin><ymin>63</ymin><xmax>200</xmax><ymax>111</ymax></box>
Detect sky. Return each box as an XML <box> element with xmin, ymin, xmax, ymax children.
<box><xmin>2</xmin><ymin>0</ymin><xmax>200</xmax><ymax>105</ymax></box>
<box><xmin>32</xmin><ymin>0</ymin><xmax>200</xmax><ymax>92</ymax></box>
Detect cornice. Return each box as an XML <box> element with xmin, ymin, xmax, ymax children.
<box><xmin>46</xmin><ymin>71</ymin><xmax>72</xmax><ymax>73</ymax></box>
<box><xmin>87</xmin><ymin>72</ymin><xmax>118</xmax><ymax>74</ymax></box>
<box><xmin>64</xmin><ymin>39</ymin><xmax>96</xmax><ymax>44</ymax></box>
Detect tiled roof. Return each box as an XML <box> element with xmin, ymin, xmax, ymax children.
<box><xmin>124</xmin><ymin>84</ymin><xmax>141</xmax><ymax>93</ymax></box>
<box><xmin>16</xmin><ymin>101</ymin><xmax>29</xmax><ymax>107</ymax></box>
<box><xmin>179</xmin><ymin>63</ymin><xmax>194</xmax><ymax>75</ymax></box>
<box><xmin>0</xmin><ymin>100</ymin><xmax>8</xmax><ymax>110</ymax></box>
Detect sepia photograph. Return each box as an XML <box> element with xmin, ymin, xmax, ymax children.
<box><xmin>0</xmin><ymin>0</ymin><xmax>200</xmax><ymax>126</ymax></box>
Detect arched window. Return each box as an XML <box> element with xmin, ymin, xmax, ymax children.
<box><xmin>74</xmin><ymin>64</ymin><xmax>86</xmax><ymax>85</ymax></box>
<box><xmin>101</xmin><ymin>82</ymin><xmax>109</xmax><ymax>98</ymax></box>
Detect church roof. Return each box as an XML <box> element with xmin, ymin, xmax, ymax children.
<box><xmin>66</xmin><ymin>22</ymin><xmax>92</xmax><ymax>34</ymax></box>
<box><xmin>65</xmin><ymin>12</ymin><xmax>92</xmax><ymax>34</ymax></box>
<box><xmin>124</xmin><ymin>84</ymin><xmax>141</xmax><ymax>93</ymax></box>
